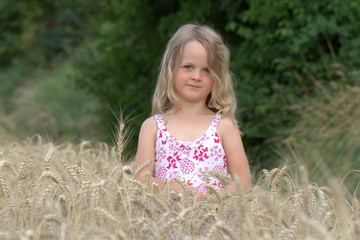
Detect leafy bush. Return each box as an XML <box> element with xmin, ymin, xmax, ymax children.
<box><xmin>0</xmin><ymin>0</ymin><xmax>26</xmax><ymax>66</ymax></box>
<box><xmin>221</xmin><ymin>0</ymin><xmax>360</xmax><ymax>166</ymax></box>
<box><xmin>1</xmin><ymin>0</ymin><xmax>359</xmax><ymax>170</ymax></box>
<box><xmin>78</xmin><ymin>0</ymin><xmax>360</xmax><ymax>168</ymax></box>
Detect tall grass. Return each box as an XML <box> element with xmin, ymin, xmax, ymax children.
<box><xmin>0</xmin><ymin>131</ymin><xmax>358</xmax><ymax>239</ymax></box>
<box><xmin>284</xmin><ymin>83</ymin><xmax>360</xmax><ymax>190</ymax></box>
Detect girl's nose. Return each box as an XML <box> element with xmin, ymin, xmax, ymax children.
<box><xmin>192</xmin><ymin>70</ymin><xmax>201</xmax><ymax>81</ymax></box>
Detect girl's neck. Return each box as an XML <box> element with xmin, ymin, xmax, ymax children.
<box><xmin>167</xmin><ymin>103</ymin><xmax>214</xmax><ymax>117</ymax></box>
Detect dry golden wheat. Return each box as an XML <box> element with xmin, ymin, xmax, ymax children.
<box><xmin>0</xmin><ymin>133</ymin><xmax>358</xmax><ymax>239</ymax></box>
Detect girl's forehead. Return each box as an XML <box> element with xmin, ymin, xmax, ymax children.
<box><xmin>179</xmin><ymin>40</ymin><xmax>209</xmax><ymax>63</ymax></box>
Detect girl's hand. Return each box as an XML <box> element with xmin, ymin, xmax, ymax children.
<box><xmin>225</xmin><ymin>182</ymin><xmax>236</xmax><ymax>192</ymax></box>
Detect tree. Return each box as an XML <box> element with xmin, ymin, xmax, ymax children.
<box><xmin>78</xmin><ymin>0</ymin><xmax>360</xmax><ymax>167</ymax></box>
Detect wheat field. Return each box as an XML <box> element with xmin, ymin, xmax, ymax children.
<box><xmin>0</xmin><ymin>133</ymin><xmax>359</xmax><ymax>240</ymax></box>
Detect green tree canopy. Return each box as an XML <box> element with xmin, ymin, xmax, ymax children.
<box><xmin>1</xmin><ymin>0</ymin><xmax>359</xmax><ymax>169</ymax></box>
<box><xmin>77</xmin><ymin>0</ymin><xmax>360</xmax><ymax>166</ymax></box>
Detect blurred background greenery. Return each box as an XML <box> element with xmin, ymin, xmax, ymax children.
<box><xmin>0</xmin><ymin>0</ymin><xmax>359</xmax><ymax>187</ymax></box>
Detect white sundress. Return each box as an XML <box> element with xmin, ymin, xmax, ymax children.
<box><xmin>153</xmin><ymin>113</ymin><xmax>229</xmax><ymax>194</ymax></box>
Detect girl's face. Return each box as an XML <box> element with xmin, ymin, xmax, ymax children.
<box><xmin>173</xmin><ymin>40</ymin><xmax>214</xmax><ymax>105</ymax></box>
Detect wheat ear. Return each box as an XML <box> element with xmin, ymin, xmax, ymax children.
<box><xmin>173</xmin><ymin>177</ymin><xmax>195</xmax><ymax>198</ymax></box>
<box><xmin>133</xmin><ymin>159</ymin><xmax>153</xmax><ymax>178</ymax></box>
<box><xmin>43</xmin><ymin>144</ymin><xmax>56</xmax><ymax>171</ymax></box>
<box><xmin>0</xmin><ymin>175</ymin><xmax>16</xmax><ymax>225</ymax></box>
<box><xmin>161</xmin><ymin>208</ymin><xmax>191</xmax><ymax>235</ymax></box>
<box><xmin>115</xmin><ymin>116</ymin><xmax>125</xmax><ymax>162</ymax></box>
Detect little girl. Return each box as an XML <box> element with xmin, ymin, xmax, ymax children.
<box><xmin>134</xmin><ymin>23</ymin><xmax>251</xmax><ymax>196</ymax></box>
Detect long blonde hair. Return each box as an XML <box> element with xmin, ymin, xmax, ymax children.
<box><xmin>152</xmin><ymin>23</ymin><xmax>237</xmax><ymax>122</ymax></box>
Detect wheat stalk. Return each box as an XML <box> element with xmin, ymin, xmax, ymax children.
<box><xmin>160</xmin><ymin>208</ymin><xmax>191</xmax><ymax>235</ymax></box>
<box><xmin>207</xmin><ymin>221</ymin><xmax>236</xmax><ymax>240</ymax></box>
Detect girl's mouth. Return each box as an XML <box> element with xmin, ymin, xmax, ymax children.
<box><xmin>187</xmin><ymin>84</ymin><xmax>200</xmax><ymax>88</ymax></box>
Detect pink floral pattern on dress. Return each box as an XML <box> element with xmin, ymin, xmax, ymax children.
<box><xmin>153</xmin><ymin>113</ymin><xmax>229</xmax><ymax>194</ymax></box>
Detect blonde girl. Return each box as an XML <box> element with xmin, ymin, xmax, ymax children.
<box><xmin>134</xmin><ymin>23</ymin><xmax>251</xmax><ymax>197</ymax></box>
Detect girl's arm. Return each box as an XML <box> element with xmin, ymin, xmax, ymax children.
<box><xmin>133</xmin><ymin>117</ymin><xmax>205</xmax><ymax>197</ymax></box>
<box><xmin>218</xmin><ymin>117</ymin><xmax>252</xmax><ymax>191</ymax></box>
<box><xmin>133</xmin><ymin>117</ymin><xmax>157</xmax><ymax>180</ymax></box>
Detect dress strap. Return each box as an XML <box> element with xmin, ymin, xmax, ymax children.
<box><xmin>154</xmin><ymin>114</ymin><xmax>166</xmax><ymax>129</ymax></box>
<box><xmin>209</xmin><ymin>113</ymin><xmax>222</xmax><ymax>131</ymax></box>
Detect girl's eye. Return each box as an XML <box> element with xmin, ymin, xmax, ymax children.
<box><xmin>203</xmin><ymin>68</ymin><xmax>210</xmax><ymax>73</ymax></box>
<box><xmin>184</xmin><ymin>65</ymin><xmax>193</xmax><ymax>70</ymax></box>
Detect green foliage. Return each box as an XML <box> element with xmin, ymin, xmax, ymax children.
<box><xmin>0</xmin><ymin>0</ymin><xmax>359</xmax><ymax>172</ymax></box>
<box><xmin>77</xmin><ymin>0</ymin><xmax>360</xmax><ymax>167</ymax></box>
<box><xmin>0</xmin><ymin>0</ymin><xmax>94</xmax><ymax>67</ymax></box>
<box><xmin>0</xmin><ymin>0</ymin><xmax>26</xmax><ymax>65</ymax></box>
<box><xmin>76</xmin><ymin>0</ymin><xmax>238</xmax><ymax>152</ymax></box>
<box><xmin>220</xmin><ymin>0</ymin><xmax>360</xmax><ymax>167</ymax></box>
<box><xmin>0</xmin><ymin>0</ymin><xmax>104</xmax><ymax>141</ymax></box>
<box><xmin>0</xmin><ymin>61</ymin><xmax>30</xmax><ymax>112</ymax></box>
<box><xmin>1</xmin><ymin>60</ymin><xmax>102</xmax><ymax>141</ymax></box>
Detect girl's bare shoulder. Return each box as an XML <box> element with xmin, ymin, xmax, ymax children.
<box><xmin>217</xmin><ymin>116</ymin><xmax>241</xmax><ymax>139</ymax></box>
<box><xmin>141</xmin><ymin>116</ymin><xmax>158</xmax><ymax>132</ymax></box>
<box><xmin>217</xmin><ymin>115</ymin><xmax>240</xmax><ymax>135</ymax></box>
